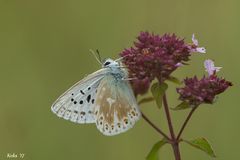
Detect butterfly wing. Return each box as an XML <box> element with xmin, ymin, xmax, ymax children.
<box><xmin>51</xmin><ymin>68</ymin><xmax>108</xmax><ymax>124</ymax></box>
<box><xmin>93</xmin><ymin>75</ymin><xmax>141</xmax><ymax>136</ymax></box>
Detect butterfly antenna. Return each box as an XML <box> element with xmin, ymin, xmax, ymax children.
<box><xmin>115</xmin><ymin>55</ymin><xmax>128</xmax><ymax>62</ymax></box>
<box><xmin>89</xmin><ymin>49</ymin><xmax>102</xmax><ymax>65</ymax></box>
<box><xmin>96</xmin><ymin>49</ymin><xmax>103</xmax><ymax>63</ymax></box>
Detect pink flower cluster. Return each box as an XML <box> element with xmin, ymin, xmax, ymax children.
<box><xmin>177</xmin><ymin>75</ymin><xmax>232</xmax><ymax>107</ymax></box>
<box><xmin>120</xmin><ymin>32</ymin><xmax>205</xmax><ymax>95</ymax></box>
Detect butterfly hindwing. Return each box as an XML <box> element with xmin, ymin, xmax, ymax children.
<box><xmin>51</xmin><ymin>69</ymin><xmax>108</xmax><ymax>123</ymax></box>
<box><xmin>93</xmin><ymin>75</ymin><xmax>141</xmax><ymax>136</ymax></box>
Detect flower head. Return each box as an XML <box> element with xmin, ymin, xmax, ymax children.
<box><xmin>177</xmin><ymin>60</ymin><xmax>232</xmax><ymax>107</ymax></box>
<box><xmin>120</xmin><ymin>32</ymin><xmax>205</xmax><ymax>95</ymax></box>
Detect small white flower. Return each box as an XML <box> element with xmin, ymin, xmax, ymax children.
<box><xmin>204</xmin><ymin>59</ymin><xmax>222</xmax><ymax>76</ymax></box>
<box><xmin>195</xmin><ymin>47</ymin><xmax>206</xmax><ymax>53</ymax></box>
<box><xmin>175</xmin><ymin>62</ymin><xmax>183</xmax><ymax>67</ymax></box>
<box><xmin>192</xmin><ymin>34</ymin><xmax>199</xmax><ymax>46</ymax></box>
<box><xmin>191</xmin><ymin>34</ymin><xmax>206</xmax><ymax>53</ymax></box>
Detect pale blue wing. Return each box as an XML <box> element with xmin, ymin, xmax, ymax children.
<box><xmin>51</xmin><ymin>68</ymin><xmax>108</xmax><ymax>123</ymax></box>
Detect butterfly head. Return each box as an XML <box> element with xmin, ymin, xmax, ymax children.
<box><xmin>102</xmin><ymin>58</ymin><xmax>120</xmax><ymax>68</ymax></box>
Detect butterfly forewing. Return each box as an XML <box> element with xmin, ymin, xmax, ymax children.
<box><xmin>93</xmin><ymin>75</ymin><xmax>141</xmax><ymax>136</ymax></box>
<box><xmin>51</xmin><ymin>68</ymin><xmax>108</xmax><ymax>123</ymax></box>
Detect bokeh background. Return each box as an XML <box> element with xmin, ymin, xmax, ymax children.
<box><xmin>0</xmin><ymin>0</ymin><xmax>239</xmax><ymax>159</ymax></box>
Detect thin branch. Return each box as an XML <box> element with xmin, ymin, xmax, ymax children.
<box><xmin>141</xmin><ymin>112</ymin><xmax>171</xmax><ymax>141</ymax></box>
<box><xmin>176</xmin><ymin>107</ymin><xmax>197</xmax><ymax>140</ymax></box>
<box><xmin>162</xmin><ymin>94</ymin><xmax>182</xmax><ymax>160</ymax></box>
<box><xmin>163</xmin><ymin>94</ymin><xmax>176</xmax><ymax>139</ymax></box>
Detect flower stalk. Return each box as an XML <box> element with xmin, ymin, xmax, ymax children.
<box><xmin>162</xmin><ymin>93</ymin><xmax>181</xmax><ymax>160</ymax></box>
<box><xmin>177</xmin><ymin>107</ymin><xmax>198</xmax><ymax>141</ymax></box>
<box><xmin>141</xmin><ymin>112</ymin><xmax>171</xmax><ymax>141</ymax></box>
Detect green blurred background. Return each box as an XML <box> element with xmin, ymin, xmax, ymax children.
<box><xmin>0</xmin><ymin>0</ymin><xmax>239</xmax><ymax>159</ymax></box>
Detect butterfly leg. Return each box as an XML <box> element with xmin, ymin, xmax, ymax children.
<box><xmin>121</xmin><ymin>78</ymin><xmax>138</xmax><ymax>81</ymax></box>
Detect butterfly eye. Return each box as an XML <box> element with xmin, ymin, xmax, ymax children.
<box><xmin>104</xmin><ymin>61</ymin><xmax>111</xmax><ymax>66</ymax></box>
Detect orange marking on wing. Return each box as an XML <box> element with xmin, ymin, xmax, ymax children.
<box><xmin>94</xmin><ymin>81</ymin><xmax>132</xmax><ymax>125</ymax></box>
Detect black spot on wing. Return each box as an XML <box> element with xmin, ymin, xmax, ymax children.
<box><xmin>80</xmin><ymin>111</ymin><xmax>86</xmax><ymax>115</ymax></box>
<box><xmin>87</xmin><ymin>95</ymin><xmax>91</xmax><ymax>103</ymax></box>
<box><xmin>80</xmin><ymin>90</ymin><xmax>85</xmax><ymax>95</ymax></box>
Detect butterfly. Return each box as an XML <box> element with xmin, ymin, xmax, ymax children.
<box><xmin>51</xmin><ymin>54</ymin><xmax>141</xmax><ymax>136</ymax></box>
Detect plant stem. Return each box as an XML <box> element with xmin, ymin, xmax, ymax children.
<box><xmin>172</xmin><ymin>143</ymin><xmax>181</xmax><ymax>160</ymax></box>
<box><xmin>163</xmin><ymin>94</ymin><xmax>181</xmax><ymax>160</ymax></box>
<box><xmin>141</xmin><ymin>112</ymin><xmax>171</xmax><ymax>141</ymax></box>
<box><xmin>163</xmin><ymin>94</ymin><xmax>176</xmax><ymax>140</ymax></box>
<box><xmin>177</xmin><ymin>107</ymin><xmax>197</xmax><ymax>140</ymax></box>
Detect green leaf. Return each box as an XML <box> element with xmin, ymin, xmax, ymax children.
<box><xmin>184</xmin><ymin>137</ymin><xmax>216</xmax><ymax>157</ymax></box>
<box><xmin>166</xmin><ymin>76</ymin><xmax>182</xmax><ymax>85</ymax></box>
<box><xmin>138</xmin><ymin>97</ymin><xmax>155</xmax><ymax>105</ymax></box>
<box><xmin>171</xmin><ymin>101</ymin><xmax>191</xmax><ymax>110</ymax></box>
<box><xmin>146</xmin><ymin>139</ymin><xmax>167</xmax><ymax>160</ymax></box>
<box><xmin>151</xmin><ymin>82</ymin><xmax>168</xmax><ymax>109</ymax></box>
